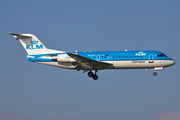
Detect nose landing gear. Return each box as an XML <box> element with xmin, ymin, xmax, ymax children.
<box><xmin>153</xmin><ymin>72</ymin><xmax>157</xmax><ymax>76</ymax></box>
<box><xmin>88</xmin><ymin>70</ymin><xmax>98</xmax><ymax>80</ymax></box>
<box><xmin>153</xmin><ymin>67</ymin><xmax>163</xmax><ymax>76</ymax></box>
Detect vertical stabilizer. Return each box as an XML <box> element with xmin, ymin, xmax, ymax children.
<box><xmin>7</xmin><ymin>33</ymin><xmax>49</xmax><ymax>55</ymax></box>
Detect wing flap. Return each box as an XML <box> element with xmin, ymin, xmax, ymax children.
<box><xmin>71</xmin><ymin>62</ymin><xmax>86</xmax><ymax>71</ymax></box>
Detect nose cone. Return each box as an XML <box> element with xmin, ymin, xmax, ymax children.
<box><xmin>172</xmin><ymin>60</ymin><xmax>175</xmax><ymax>65</ymax></box>
<box><xmin>169</xmin><ymin>60</ymin><xmax>175</xmax><ymax>66</ymax></box>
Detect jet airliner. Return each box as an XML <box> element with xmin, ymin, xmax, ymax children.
<box><xmin>8</xmin><ymin>33</ymin><xmax>175</xmax><ymax>80</ymax></box>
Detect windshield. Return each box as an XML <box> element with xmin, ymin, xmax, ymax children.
<box><xmin>157</xmin><ymin>54</ymin><xmax>167</xmax><ymax>57</ymax></box>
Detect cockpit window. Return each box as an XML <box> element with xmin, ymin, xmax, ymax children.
<box><xmin>163</xmin><ymin>54</ymin><xmax>167</xmax><ymax>57</ymax></box>
<box><xmin>158</xmin><ymin>54</ymin><xmax>167</xmax><ymax>57</ymax></box>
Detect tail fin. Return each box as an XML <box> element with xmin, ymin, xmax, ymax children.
<box><xmin>7</xmin><ymin>33</ymin><xmax>49</xmax><ymax>55</ymax></box>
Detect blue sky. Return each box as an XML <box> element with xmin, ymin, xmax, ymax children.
<box><xmin>0</xmin><ymin>0</ymin><xmax>180</xmax><ymax>120</ymax></box>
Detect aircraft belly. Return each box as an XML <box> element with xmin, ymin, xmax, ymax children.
<box><xmin>37</xmin><ymin>62</ymin><xmax>75</xmax><ymax>69</ymax></box>
<box><xmin>105</xmin><ymin>60</ymin><xmax>164</xmax><ymax>69</ymax></box>
<box><xmin>37</xmin><ymin>60</ymin><xmax>172</xmax><ymax>70</ymax></box>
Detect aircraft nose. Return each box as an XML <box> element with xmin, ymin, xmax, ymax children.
<box><xmin>172</xmin><ymin>60</ymin><xmax>175</xmax><ymax>65</ymax></box>
<box><xmin>170</xmin><ymin>60</ymin><xmax>175</xmax><ymax>66</ymax></box>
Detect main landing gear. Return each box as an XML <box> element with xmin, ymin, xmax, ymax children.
<box><xmin>88</xmin><ymin>70</ymin><xmax>98</xmax><ymax>80</ymax></box>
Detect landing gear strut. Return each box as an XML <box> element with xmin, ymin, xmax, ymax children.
<box><xmin>87</xmin><ymin>70</ymin><xmax>98</xmax><ymax>80</ymax></box>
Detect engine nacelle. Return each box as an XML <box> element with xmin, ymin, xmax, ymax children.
<box><xmin>53</xmin><ymin>54</ymin><xmax>76</xmax><ymax>62</ymax></box>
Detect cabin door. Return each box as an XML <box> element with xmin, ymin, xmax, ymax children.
<box><xmin>149</xmin><ymin>54</ymin><xmax>154</xmax><ymax>63</ymax></box>
<box><xmin>96</xmin><ymin>55</ymin><xmax>100</xmax><ymax>61</ymax></box>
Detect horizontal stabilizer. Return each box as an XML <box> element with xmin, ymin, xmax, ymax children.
<box><xmin>7</xmin><ymin>33</ymin><xmax>32</xmax><ymax>39</ymax></box>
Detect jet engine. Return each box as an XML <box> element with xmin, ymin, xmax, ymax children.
<box><xmin>52</xmin><ymin>54</ymin><xmax>76</xmax><ymax>62</ymax></box>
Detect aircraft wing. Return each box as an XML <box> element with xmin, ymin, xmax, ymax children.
<box><xmin>67</xmin><ymin>53</ymin><xmax>112</xmax><ymax>71</ymax></box>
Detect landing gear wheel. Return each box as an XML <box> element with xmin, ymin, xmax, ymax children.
<box><xmin>153</xmin><ymin>72</ymin><xmax>157</xmax><ymax>76</ymax></box>
<box><xmin>92</xmin><ymin>74</ymin><xmax>98</xmax><ymax>80</ymax></box>
<box><xmin>88</xmin><ymin>71</ymin><xmax>93</xmax><ymax>77</ymax></box>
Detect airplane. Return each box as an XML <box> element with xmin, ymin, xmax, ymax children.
<box><xmin>7</xmin><ymin>33</ymin><xmax>175</xmax><ymax>80</ymax></box>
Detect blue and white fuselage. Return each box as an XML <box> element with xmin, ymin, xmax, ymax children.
<box><xmin>26</xmin><ymin>51</ymin><xmax>174</xmax><ymax>69</ymax></box>
<box><xmin>8</xmin><ymin>33</ymin><xmax>175</xmax><ymax>80</ymax></box>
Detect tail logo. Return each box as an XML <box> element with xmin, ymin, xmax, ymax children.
<box><xmin>26</xmin><ymin>39</ymin><xmax>43</xmax><ymax>50</ymax></box>
<box><xmin>31</xmin><ymin>39</ymin><xmax>39</xmax><ymax>44</ymax></box>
